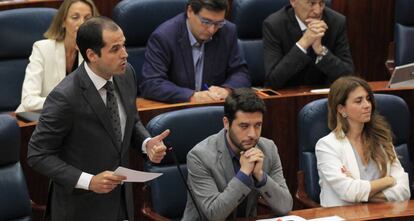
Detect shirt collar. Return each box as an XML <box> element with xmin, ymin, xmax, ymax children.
<box><xmin>295</xmin><ymin>15</ymin><xmax>307</xmax><ymax>32</ymax></box>
<box><xmin>84</xmin><ymin>62</ymin><xmax>113</xmax><ymax>91</ymax></box>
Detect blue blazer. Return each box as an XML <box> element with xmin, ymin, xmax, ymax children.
<box><xmin>141</xmin><ymin>13</ymin><xmax>250</xmax><ymax>103</ymax></box>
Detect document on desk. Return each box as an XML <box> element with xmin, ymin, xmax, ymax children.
<box><xmin>310</xmin><ymin>88</ymin><xmax>330</xmax><ymax>93</ymax></box>
<box><xmin>257</xmin><ymin>215</ymin><xmax>307</xmax><ymax>221</ymax></box>
<box><xmin>257</xmin><ymin>215</ymin><xmax>344</xmax><ymax>221</ymax></box>
<box><xmin>308</xmin><ymin>216</ymin><xmax>344</xmax><ymax>221</ymax></box>
<box><xmin>114</xmin><ymin>166</ymin><xmax>162</xmax><ymax>182</ymax></box>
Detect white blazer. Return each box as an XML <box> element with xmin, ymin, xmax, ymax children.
<box><xmin>16</xmin><ymin>39</ymin><xmax>83</xmax><ymax>112</ymax></box>
<box><xmin>316</xmin><ymin>132</ymin><xmax>410</xmax><ymax>207</ymax></box>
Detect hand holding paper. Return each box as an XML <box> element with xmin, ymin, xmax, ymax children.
<box><xmin>114</xmin><ymin>166</ymin><xmax>162</xmax><ymax>182</ymax></box>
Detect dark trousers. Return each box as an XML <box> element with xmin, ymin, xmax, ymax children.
<box><xmin>118</xmin><ymin>185</ymin><xmax>128</xmax><ymax>221</ymax></box>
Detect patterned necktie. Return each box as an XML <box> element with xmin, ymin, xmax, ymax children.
<box><xmin>194</xmin><ymin>43</ymin><xmax>203</xmax><ymax>91</ymax></box>
<box><xmin>104</xmin><ymin>81</ymin><xmax>122</xmax><ymax>146</ymax></box>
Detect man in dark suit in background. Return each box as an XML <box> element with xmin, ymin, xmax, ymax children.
<box><xmin>27</xmin><ymin>16</ymin><xmax>169</xmax><ymax>221</ymax></box>
<box><xmin>141</xmin><ymin>0</ymin><xmax>251</xmax><ymax>103</ymax></box>
<box><xmin>263</xmin><ymin>0</ymin><xmax>354</xmax><ymax>89</ymax></box>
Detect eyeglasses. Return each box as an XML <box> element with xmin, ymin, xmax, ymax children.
<box><xmin>195</xmin><ymin>14</ymin><xmax>226</xmax><ymax>29</ymax></box>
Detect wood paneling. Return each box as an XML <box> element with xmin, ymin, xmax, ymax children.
<box><xmin>0</xmin><ymin>0</ymin><xmax>62</xmax><ymax>9</ymax></box>
<box><xmin>332</xmin><ymin>0</ymin><xmax>395</xmax><ymax>81</ymax></box>
<box><xmin>0</xmin><ymin>0</ymin><xmax>120</xmax><ymax>17</ymax></box>
<box><xmin>94</xmin><ymin>0</ymin><xmax>119</xmax><ymax>17</ymax></box>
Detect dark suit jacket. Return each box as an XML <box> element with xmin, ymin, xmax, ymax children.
<box><xmin>263</xmin><ymin>5</ymin><xmax>354</xmax><ymax>89</ymax></box>
<box><xmin>27</xmin><ymin>63</ymin><xmax>149</xmax><ymax>221</ymax></box>
<box><xmin>141</xmin><ymin>13</ymin><xmax>250</xmax><ymax>103</ymax></box>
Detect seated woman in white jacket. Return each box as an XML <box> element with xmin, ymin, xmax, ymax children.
<box><xmin>316</xmin><ymin>76</ymin><xmax>410</xmax><ymax>207</ymax></box>
<box><xmin>16</xmin><ymin>0</ymin><xmax>99</xmax><ymax>112</ymax></box>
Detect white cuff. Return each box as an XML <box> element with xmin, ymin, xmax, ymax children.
<box><xmin>315</xmin><ymin>55</ymin><xmax>323</xmax><ymax>64</ymax></box>
<box><xmin>296</xmin><ymin>42</ymin><xmax>307</xmax><ymax>54</ymax></box>
<box><xmin>141</xmin><ymin>137</ymin><xmax>152</xmax><ymax>154</ymax></box>
<box><xmin>75</xmin><ymin>172</ymin><xmax>93</xmax><ymax>190</ymax></box>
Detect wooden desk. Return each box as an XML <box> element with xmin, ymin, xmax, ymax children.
<box><xmin>234</xmin><ymin>200</ymin><xmax>414</xmax><ymax>221</ymax></box>
<box><xmin>289</xmin><ymin>200</ymin><xmax>414</xmax><ymax>221</ymax></box>
<box><xmin>16</xmin><ymin>81</ymin><xmax>414</xmax><ymax>221</ymax></box>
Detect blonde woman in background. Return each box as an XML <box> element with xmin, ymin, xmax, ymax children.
<box><xmin>316</xmin><ymin>76</ymin><xmax>410</xmax><ymax>207</ymax></box>
<box><xmin>16</xmin><ymin>0</ymin><xmax>99</xmax><ymax>112</ymax></box>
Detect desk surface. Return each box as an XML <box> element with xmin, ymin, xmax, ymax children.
<box><xmin>289</xmin><ymin>200</ymin><xmax>414</xmax><ymax>221</ymax></box>
<box><xmin>136</xmin><ymin>81</ymin><xmax>413</xmax><ymax>111</ymax></box>
<box><xmin>234</xmin><ymin>201</ymin><xmax>414</xmax><ymax>221</ymax></box>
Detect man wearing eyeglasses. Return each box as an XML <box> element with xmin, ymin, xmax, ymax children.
<box><xmin>263</xmin><ymin>0</ymin><xmax>354</xmax><ymax>89</ymax></box>
<box><xmin>141</xmin><ymin>0</ymin><xmax>250</xmax><ymax>103</ymax></box>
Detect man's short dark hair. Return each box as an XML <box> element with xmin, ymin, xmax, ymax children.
<box><xmin>224</xmin><ymin>88</ymin><xmax>266</xmax><ymax>125</ymax></box>
<box><xmin>187</xmin><ymin>0</ymin><xmax>228</xmax><ymax>14</ymax></box>
<box><xmin>76</xmin><ymin>16</ymin><xmax>119</xmax><ymax>63</ymax></box>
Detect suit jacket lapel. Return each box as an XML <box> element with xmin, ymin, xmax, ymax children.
<box><xmin>342</xmin><ymin>137</ymin><xmax>361</xmax><ymax>179</ymax></box>
<box><xmin>78</xmin><ymin>63</ymin><xmax>120</xmax><ymax>151</ymax></box>
<box><xmin>217</xmin><ymin>129</ymin><xmax>235</xmax><ymax>183</ymax></box>
<box><xmin>178</xmin><ymin>16</ymin><xmax>196</xmax><ymax>89</ymax></box>
<box><xmin>113</xmin><ymin>74</ymin><xmax>133</xmax><ymax>151</ymax></box>
<box><xmin>287</xmin><ymin>7</ymin><xmax>304</xmax><ymax>42</ymax></box>
<box><xmin>203</xmin><ymin>36</ymin><xmax>218</xmax><ymax>85</ymax></box>
<box><xmin>55</xmin><ymin>41</ymin><xmax>66</xmax><ymax>81</ymax></box>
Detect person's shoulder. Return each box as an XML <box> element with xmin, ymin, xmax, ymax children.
<box><xmin>122</xmin><ymin>63</ymin><xmax>137</xmax><ymax>83</ymax></box>
<box><xmin>264</xmin><ymin>5</ymin><xmax>291</xmax><ymax>26</ymax></box>
<box><xmin>212</xmin><ymin>20</ymin><xmax>237</xmax><ymax>41</ymax></box>
<box><xmin>152</xmin><ymin>13</ymin><xmax>185</xmax><ymax>37</ymax></box>
<box><xmin>319</xmin><ymin>131</ymin><xmax>336</xmax><ymax>141</ymax></box>
<box><xmin>33</xmin><ymin>38</ymin><xmax>58</xmax><ymax>48</ymax></box>
<box><xmin>188</xmin><ymin>132</ymin><xmax>221</xmax><ymax>157</ymax></box>
<box><xmin>257</xmin><ymin>137</ymin><xmax>279</xmax><ymax>157</ymax></box>
<box><xmin>258</xmin><ymin>137</ymin><xmax>276</xmax><ymax>148</ymax></box>
<box><xmin>55</xmin><ymin>63</ymin><xmax>88</xmax><ymax>90</ymax></box>
<box><xmin>221</xmin><ymin>19</ymin><xmax>237</xmax><ymax>32</ymax></box>
<box><xmin>324</xmin><ymin>7</ymin><xmax>346</xmax><ymax>24</ymax></box>
<box><xmin>316</xmin><ymin>131</ymin><xmax>344</xmax><ymax>150</ymax></box>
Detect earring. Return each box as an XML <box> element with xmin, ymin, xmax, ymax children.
<box><xmin>341</xmin><ymin>113</ymin><xmax>347</xmax><ymax>118</ymax></box>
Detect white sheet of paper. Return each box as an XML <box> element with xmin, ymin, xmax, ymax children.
<box><xmin>256</xmin><ymin>215</ymin><xmax>344</xmax><ymax>221</ymax></box>
<box><xmin>309</xmin><ymin>216</ymin><xmax>344</xmax><ymax>221</ymax></box>
<box><xmin>114</xmin><ymin>166</ymin><xmax>162</xmax><ymax>182</ymax></box>
<box><xmin>310</xmin><ymin>88</ymin><xmax>330</xmax><ymax>93</ymax></box>
<box><xmin>257</xmin><ymin>215</ymin><xmax>307</xmax><ymax>221</ymax></box>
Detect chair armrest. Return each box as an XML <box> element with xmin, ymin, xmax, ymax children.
<box><xmin>142</xmin><ymin>206</ymin><xmax>171</xmax><ymax>221</ymax></box>
<box><xmin>141</xmin><ymin>184</ymin><xmax>171</xmax><ymax>221</ymax></box>
<box><xmin>295</xmin><ymin>170</ymin><xmax>320</xmax><ymax>208</ymax></box>
<box><xmin>30</xmin><ymin>199</ymin><xmax>46</xmax><ymax>212</ymax></box>
<box><xmin>385</xmin><ymin>41</ymin><xmax>395</xmax><ymax>76</ymax></box>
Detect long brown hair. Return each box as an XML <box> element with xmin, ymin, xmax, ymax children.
<box><xmin>44</xmin><ymin>0</ymin><xmax>99</xmax><ymax>41</ymax></box>
<box><xmin>328</xmin><ymin>76</ymin><xmax>396</xmax><ymax>177</ymax></box>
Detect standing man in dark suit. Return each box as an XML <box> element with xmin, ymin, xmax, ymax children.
<box><xmin>141</xmin><ymin>0</ymin><xmax>251</xmax><ymax>103</ymax></box>
<box><xmin>263</xmin><ymin>0</ymin><xmax>354</xmax><ymax>89</ymax></box>
<box><xmin>27</xmin><ymin>16</ymin><xmax>169</xmax><ymax>221</ymax></box>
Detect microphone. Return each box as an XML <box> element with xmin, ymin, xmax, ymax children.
<box><xmin>168</xmin><ymin>147</ymin><xmax>204</xmax><ymax>221</ymax></box>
